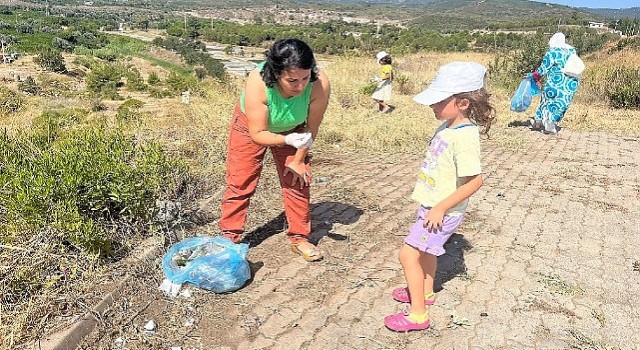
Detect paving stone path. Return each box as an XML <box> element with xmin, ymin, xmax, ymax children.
<box><xmin>84</xmin><ymin>129</ymin><xmax>640</xmax><ymax>350</ymax></box>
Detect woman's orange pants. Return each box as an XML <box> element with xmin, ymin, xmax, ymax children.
<box><xmin>219</xmin><ymin>104</ymin><xmax>311</xmax><ymax>243</ymax></box>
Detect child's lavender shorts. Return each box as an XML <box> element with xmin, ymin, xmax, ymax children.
<box><xmin>404</xmin><ymin>206</ymin><xmax>464</xmax><ymax>256</ymax></box>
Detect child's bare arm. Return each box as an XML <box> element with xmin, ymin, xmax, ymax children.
<box><xmin>424</xmin><ymin>174</ymin><xmax>484</xmax><ymax>230</ymax></box>
<box><xmin>437</xmin><ymin>174</ymin><xmax>483</xmax><ymax>212</ymax></box>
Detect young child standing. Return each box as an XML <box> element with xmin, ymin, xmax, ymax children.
<box><xmin>371</xmin><ymin>51</ymin><xmax>394</xmax><ymax>113</ymax></box>
<box><xmin>384</xmin><ymin>61</ymin><xmax>494</xmax><ymax>332</ymax></box>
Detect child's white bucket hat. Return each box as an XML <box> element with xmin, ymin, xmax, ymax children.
<box><xmin>414</xmin><ymin>61</ymin><xmax>486</xmax><ymax>106</ymax></box>
<box><xmin>376</xmin><ymin>51</ymin><xmax>389</xmax><ymax>62</ymax></box>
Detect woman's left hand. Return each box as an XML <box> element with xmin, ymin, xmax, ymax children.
<box><xmin>284</xmin><ymin>161</ymin><xmax>310</xmax><ymax>189</ymax></box>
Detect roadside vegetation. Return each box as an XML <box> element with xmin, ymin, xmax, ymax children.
<box><xmin>1</xmin><ymin>2</ymin><xmax>640</xmax><ymax>348</ymax></box>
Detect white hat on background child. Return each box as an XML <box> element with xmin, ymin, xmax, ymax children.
<box><xmin>414</xmin><ymin>61</ymin><xmax>487</xmax><ymax>106</ymax></box>
<box><xmin>376</xmin><ymin>51</ymin><xmax>389</xmax><ymax>63</ymax></box>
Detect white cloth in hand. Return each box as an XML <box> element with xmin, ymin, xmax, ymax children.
<box><xmin>284</xmin><ymin>132</ymin><xmax>313</xmax><ymax>149</ymax></box>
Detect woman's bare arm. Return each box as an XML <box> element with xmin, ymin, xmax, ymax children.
<box><xmin>245</xmin><ymin>69</ymin><xmax>286</xmax><ymax>147</ymax></box>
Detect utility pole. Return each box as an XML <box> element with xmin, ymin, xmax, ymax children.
<box><xmin>1</xmin><ymin>40</ymin><xmax>5</xmax><ymax>64</ymax></box>
<box><xmin>184</xmin><ymin>12</ymin><xmax>187</xmax><ymax>31</ymax></box>
<box><xmin>46</xmin><ymin>0</ymin><xmax>50</xmax><ymax>16</ymax></box>
<box><xmin>493</xmin><ymin>31</ymin><xmax>496</xmax><ymax>51</ymax></box>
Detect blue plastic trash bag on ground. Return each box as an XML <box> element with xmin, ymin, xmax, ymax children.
<box><xmin>510</xmin><ymin>74</ymin><xmax>540</xmax><ymax>113</ymax></box>
<box><xmin>162</xmin><ymin>236</ymin><xmax>250</xmax><ymax>293</ymax></box>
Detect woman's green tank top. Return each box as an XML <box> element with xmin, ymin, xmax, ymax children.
<box><xmin>240</xmin><ymin>62</ymin><xmax>313</xmax><ymax>133</ymax></box>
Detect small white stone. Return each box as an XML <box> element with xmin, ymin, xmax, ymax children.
<box><xmin>179</xmin><ymin>289</ymin><xmax>192</xmax><ymax>298</ymax></box>
<box><xmin>144</xmin><ymin>320</ymin><xmax>156</xmax><ymax>331</ymax></box>
<box><xmin>114</xmin><ymin>337</ymin><xmax>126</xmax><ymax>347</ymax></box>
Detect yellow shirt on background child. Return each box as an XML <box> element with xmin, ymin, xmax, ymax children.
<box><xmin>379</xmin><ymin>64</ymin><xmax>393</xmax><ymax>79</ymax></box>
<box><xmin>411</xmin><ymin>122</ymin><xmax>482</xmax><ymax>216</ymax></box>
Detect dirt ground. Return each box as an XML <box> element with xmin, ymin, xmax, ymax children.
<box><xmin>44</xmin><ymin>126</ymin><xmax>640</xmax><ymax>350</ymax></box>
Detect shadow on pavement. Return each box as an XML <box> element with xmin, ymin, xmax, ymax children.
<box><xmin>243</xmin><ymin>201</ymin><xmax>363</xmax><ymax>248</ymax></box>
<box><xmin>507</xmin><ymin>119</ymin><xmax>531</xmax><ymax>128</ymax></box>
<box><xmin>434</xmin><ymin>233</ymin><xmax>473</xmax><ymax>292</ymax></box>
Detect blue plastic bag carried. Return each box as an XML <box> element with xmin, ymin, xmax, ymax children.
<box><xmin>162</xmin><ymin>236</ymin><xmax>250</xmax><ymax>293</ymax></box>
<box><xmin>510</xmin><ymin>74</ymin><xmax>541</xmax><ymax>113</ymax></box>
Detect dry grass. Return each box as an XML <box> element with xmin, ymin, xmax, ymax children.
<box><xmin>2</xmin><ymin>47</ymin><xmax>640</xmax><ymax>348</ymax></box>
<box><xmin>321</xmin><ymin>50</ymin><xmax>640</xmax><ymax>153</ymax></box>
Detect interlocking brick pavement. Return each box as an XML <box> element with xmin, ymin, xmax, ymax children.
<box><xmin>221</xmin><ymin>130</ymin><xmax>639</xmax><ymax>350</ymax></box>
<box><xmin>82</xmin><ymin>129</ymin><xmax>639</xmax><ymax>350</ymax></box>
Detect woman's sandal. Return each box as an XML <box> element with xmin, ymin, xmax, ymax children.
<box><xmin>291</xmin><ymin>242</ymin><xmax>324</xmax><ymax>262</ymax></box>
<box><xmin>384</xmin><ymin>309</ymin><xmax>431</xmax><ymax>332</ymax></box>
<box><xmin>391</xmin><ymin>287</ymin><xmax>436</xmax><ymax>306</ymax></box>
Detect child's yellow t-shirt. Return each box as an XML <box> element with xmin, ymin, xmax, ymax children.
<box><xmin>411</xmin><ymin>122</ymin><xmax>482</xmax><ymax>216</ymax></box>
<box><xmin>379</xmin><ymin>64</ymin><xmax>393</xmax><ymax>80</ymax></box>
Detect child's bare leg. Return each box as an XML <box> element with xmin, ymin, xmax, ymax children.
<box><xmin>399</xmin><ymin>244</ymin><xmax>427</xmax><ymax>315</ymax></box>
<box><xmin>373</xmin><ymin>99</ymin><xmax>384</xmax><ymax>111</ymax></box>
<box><xmin>419</xmin><ymin>252</ymin><xmax>437</xmax><ymax>295</ymax></box>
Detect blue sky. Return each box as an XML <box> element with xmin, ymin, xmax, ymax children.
<box><xmin>531</xmin><ymin>0</ymin><xmax>638</xmax><ymax>8</ymax></box>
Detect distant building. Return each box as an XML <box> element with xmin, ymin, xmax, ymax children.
<box><xmin>83</xmin><ymin>1</ymin><xmax>94</xmax><ymax>5</ymax></box>
<box><xmin>588</xmin><ymin>22</ymin><xmax>606</xmax><ymax>29</ymax></box>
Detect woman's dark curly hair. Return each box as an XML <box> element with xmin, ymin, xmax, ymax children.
<box><xmin>261</xmin><ymin>38</ymin><xmax>318</xmax><ymax>88</ymax></box>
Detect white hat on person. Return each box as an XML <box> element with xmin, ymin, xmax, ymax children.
<box><xmin>376</xmin><ymin>51</ymin><xmax>389</xmax><ymax>63</ymax></box>
<box><xmin>414</xmin><ymin>61</ymin><xmax>487</xmax><ymax>106</ymax></box>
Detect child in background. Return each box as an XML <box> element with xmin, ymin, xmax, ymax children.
<box><xmin>384</xmin><ymin>61</ymin><xmax>494</xmax><ymax>332</ymax></box>
<box><xmin>371</xmin><ymin>51</ymin><xmax>394</xmax><ymax>113</ymax></box>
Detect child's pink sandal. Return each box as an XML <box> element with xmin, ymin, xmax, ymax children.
<box><xmin>384</xmin><ymin>310</ymin><xmax>431</xmax><ymax>332</ymax></box>
<box><xmin>391</xmin><ymin>287</ymin><xmax>435</xmax><ymax>305</ymax></box>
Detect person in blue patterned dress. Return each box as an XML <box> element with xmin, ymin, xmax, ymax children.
<box><xmin>529</xmin><ymin>32</ymin><xmax>580</xmax><ymax>134</ymax></box>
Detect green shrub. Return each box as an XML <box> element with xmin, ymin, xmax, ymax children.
<box><xmin>117</xmin><ymin>98</ymin><xmax>144</xmax><ymax>121</ymax></box>
<box><xmin>360</xmin><ymin>82</ymin><xmax>378</xmax><ymax>96</ymax></box>
<box><xmin>124</xmin><ymin>67</ymin><xmax>147</xmax><ymax>92</ymax></box>
<box><xmin>201</xmin><ymin>56</ymin><xmax>226</xmax><ymax>80</ymax></box>
<box><xmin>37</xmin><ymin>75</ymin><xmax>73</xmax><ymax>98</ymax></box>
<box><xmin>165</xmin><ymin>72</ymin><xmax>199</xmax><ymax>94</ymax></box>
<box><xmin>33</xmin><ymin>46</ymin><xmax>66</xmax><ymax>73</ymax></box>
<box><xmin>73</xmin><ymin>46</ymin><xmax>93</xmax><ymax>57</ymax></box>
<box><xmin>0</xmin><ymin>126</ymin><xmax>188</xmax><ymax>256</ymax></box>
<box><xmin>18</xmin><ymin>76</ymin><xmax>40</xmax><ymax>96</ymax></box>
<box><xmin>94</xmin><ymin>47</ymin><xmax>118</xmax><ymax>62</ymax></box>
<box><xmin>147</xmin><ymin>71</ymin><xmax>161</xmax><ymax>85</ymax></box>
<box><xmin>52</xmin><ymin>37</ymin><xmax>74</xmax><ymax>52</ymax></box>
<box><xmin>194</xmin><ymin>67</ymin><xmax>207</xmax><ymax>81</ymax></box>
<box><xmin>0</xmin><ymin>86</ymin><xmax>25</xmax><ymax>116</ymax></box>
<box><xmin>31</xmin><ymin>108</ymin><xmax>87</xmax><ymax>142</ymax></box>
<box><xmin>489</xmin><ymin>34</ymin><xmax>549</xmax><ymax>91</ymax></box>
<box><xmin>72</xmin><ymin>54</ymin><xmax>96</xmax><ymax>69</ymax></box>
<box><xmin>91</xmin><ymin>99</ymin><xmax>107</xmax><ymax>112</ymax></box>
<box><xmin>148</xmin><ymin>87</ymin><xmax>173</xmax><ymax>99</ymax></box>
<box><xmin>604</xmin><ymin>67</ymin><xmax>640</xmax><ymax>109</ymax></box>
<box><xmin>86</xmin><ymin>62</ymin><xmax>125</xmax><ymax>99</ymax></box>
<box><xmin>394</xmin><ymin>74</ymin><xmax>410</xmax><ymax>95</ymax></box>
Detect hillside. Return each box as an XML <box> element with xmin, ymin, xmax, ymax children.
<box><xmin>296</xmin><ymin>0</ymin><xmax>600</xmax><ymax>20</ymax></box>
<box><xmin>583</xmin><ymin>7</ymin><xmax>640</xmax><ymax>19</ymax></box>
<box><xmin>402</xmin><ymin>0</ymin><xmax>601</xmax><ymax>30</ymax></box>
<box><xmin>17</xmin><ymin>0</ymin><xmax>603</xmax><ymax>22</ymax></box>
